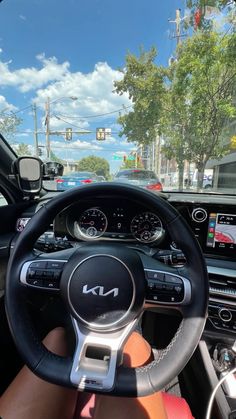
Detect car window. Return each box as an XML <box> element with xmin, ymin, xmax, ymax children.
<box><xmin>116</xmin><ymin>171</ymin><xmax>158</xmax><ymax>180</ymax></box>
<box><xmin>0</xmin><ymin>1</ymin><xmax>235</xmax><ymax>195</ymax></box>
<box><xmin>65</xmin><ymin>172</ymin><xmax>94</xmax><ymax>177</ymax></box>
<box><xmin>0</xmin><ymin>193</ymin><xmax>7</xmax><ymax>207</ymax></box>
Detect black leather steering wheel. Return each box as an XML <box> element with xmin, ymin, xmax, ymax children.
<box><xmin>5</xmin><ymin>183</ymin><xmax>208</xmax><ymax>397</ymax></box>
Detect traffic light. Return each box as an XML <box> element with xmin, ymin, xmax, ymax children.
<box><xmin>65</xmin><ymin>127</ymin><xmax>73</xmax><ymax>141</ymax></box>
<box><xmin>96</xmin><ymin>128</ymin><xmax>106</xmax><ymax>141</ymax></box>
<box><xmin>38</xmin><ymin>147</ymin><xmax>43</xmax><ymax>156</ymax></box>
<box><xmin>123</xmin><ymin>155</ymin><xmax>127</xmax><ymax>162</ymax></box>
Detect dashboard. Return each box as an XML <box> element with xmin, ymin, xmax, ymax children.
<box><xmin>53</xmin><ymin>198</ymin><xmax>165</xmax><ymax>244</ymax></box>
<box><xmin>14</xmin><ymin>192</ymin><xmax>236</xmax><ymax>337</ymax></box>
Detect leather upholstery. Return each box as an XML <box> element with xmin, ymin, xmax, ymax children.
<box><xmin>162</xmin><ymin>393</ymin><xmax>194</xmax><ymax>419</ymax></box>
<box><xmin>74</xmin><ymin>392</ymin><xmax>194</xmax><ymax>419</ymax></box>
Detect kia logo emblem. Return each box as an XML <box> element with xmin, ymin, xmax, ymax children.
<box><xmin>82</xmin><ymin>285</ymin><xmax>119</xmax><ymax>298</ymax></box>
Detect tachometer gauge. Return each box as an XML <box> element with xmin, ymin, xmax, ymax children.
<box><xmin>130</xmin><ymin>212</ymin><xmax>163</xmax><ymax>243</ymax></box>
<box><xmin>75</xmin><ymin>208</ymin><xmax>107</xmax><ymax>239</ymax></box>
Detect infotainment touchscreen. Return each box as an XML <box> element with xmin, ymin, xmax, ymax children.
<box><xmin>206</xmin><ymin>213</ymin><xmax>236</xmax><ymax>250</ymax></box>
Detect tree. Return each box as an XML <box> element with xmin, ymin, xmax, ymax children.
<box><xmin>114</xmin><ymin>47</ymin><xmax>166</xmax><ymax>146</ymax></box>
<box><xmin>170</xmin><ymin>31</ymin><xmax>236</xmax><ymax>188</ymax></box>
<box><xmin>114</xmin><ymin>30</ymin><xmax>236</xmax><ymax>189</ymax></box>
<box><xmin>77</xmin><ymin>156</ymin><xmax>110</xmax><ymax>179</ymax></box>
<box><xmin>0</xmin><ymin>114</ymin><xmax>22</xmax><ymax>142</ymax></box>
<box><xmin>185</xmin><ymin>1</ymin><xmax>234</xmax><ymax>31</ymax></box>
<box><xmin>13</xmin><ymin>143</ymin><xmax>32</xmax><ymax>156</ymax></box>
<box><xmin>119</xmin><ymin>158</ymin><xmax>144</xmax><ymax>170</ymax></box>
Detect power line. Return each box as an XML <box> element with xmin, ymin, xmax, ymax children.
<box><xmin>54</xmin><ymin>105</ymin><xmax>133</xmax><ymax>120</ymax></box>
<box><xmin>52</xmin><ymin>114</ymin><xmax>121</xmax><ymax>134</ymax></box>
<box><xmin>52</xmin><ymin>115</ymin><xmax>88</xmax><ymax>130</ymax></box>
<box><xmin>1</xmin><ymin>104</ymin><xmax>33</xmax><ymax>116</ymax></box>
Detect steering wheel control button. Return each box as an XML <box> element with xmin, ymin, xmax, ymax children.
<box><xmin>21</xmin><ymin>259</ymin><xmax>67</xmax><ymax>290</ymax></box>
<box><xmin>30</xmin><ymin>261</ymin><xmax>48</xmax><ymax>269</ymax></box>
<box><xmin>145</xmin><ymin>269</ymin><xmax>188</xmax><ymax>305</ymax></box>
<box><xmin>146</xmin><ymin>271</ymin><xmax>164</xmax><ymax>281</ymax></box>
<box><xmin>47</xmin><ymin>261</ymin><xmax>65</xmax><ymax>269</ymax></box>
<box><xmin>164</xmin><ymin>274</ymin><xmax>182</xmax><ymax>284</ymax></box>
<box><xmin>26</xmin><ymin>278</ymin><xmax>43</xmax><ymax>287</ymax></box>
<box><xmin>43</xmin><ymin>280</ymin><xmax>59</xmax><ymax>289</ymax></box>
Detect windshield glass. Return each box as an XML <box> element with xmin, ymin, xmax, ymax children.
<box><xmin>0</xmin><ymin>1</ymin><xmax>235</xmax><ymax>194</ymax></box>
<box><xmin>116</xmin><ymin>170</ymin><xmax>158</xmax><ymax>180</ymax></box>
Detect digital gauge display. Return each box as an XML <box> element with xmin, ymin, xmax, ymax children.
<box><xmin>130</xmin><ymin>212</ymin><xmax>163</xmax><ymax>243</ymax></box>
<box><xmin>76</xmin><ymin>208</ymin><xmax>107</xmax><ymax>239</ymax></box>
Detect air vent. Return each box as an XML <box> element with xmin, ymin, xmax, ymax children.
<box><xmin>209</xmin><ymin>273</ymin><xmax>236</xmax><ymax>299</ymax></box>
<box><xmin>192</xmin><ymin>208</ymin><xmax>207</xmax><ymax>223</ymax></box>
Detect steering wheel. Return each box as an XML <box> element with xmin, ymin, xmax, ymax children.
<box><xmin>5</xmin><ymin>183</ymin><xmax>208</xmax><ymax>397</ymax></box>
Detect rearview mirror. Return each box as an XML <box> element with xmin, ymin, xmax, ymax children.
<box><xmin>12</xmin><ymin>156</ymin><xmax>43</xmax><ymax>194</ymax></box>
<box><xmin>44</xmin><ymin>161</ymin><xmax>64</xmax><ymax>179</ymax></box>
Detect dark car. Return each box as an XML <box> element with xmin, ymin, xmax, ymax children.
<box><xmin>56</xmin><ymin>171</ymin><xmax>99</xmax><ymax>191</ymax></box>
<box><xmin>113</xmin><ymin>169</ymin><xmax>163</xmax><ymax>191</ymax></box>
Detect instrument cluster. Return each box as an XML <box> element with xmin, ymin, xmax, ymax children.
<box><xmin>62</xmin><ymin>204</ymin><xmax>165</xmax><ymax>244</ymax></box>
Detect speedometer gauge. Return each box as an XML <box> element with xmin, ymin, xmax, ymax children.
<box><xmin>130</xmin><ymin>212</ymin><xmax>163</xmax><ymax>243</ymax></box>
<box><xmin>75</xmin><ymin>208</ymin><xmax>107</xmax><ymax>239</ymax></box>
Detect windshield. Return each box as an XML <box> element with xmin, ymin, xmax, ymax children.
<box><xmin>0</xmin><ymin>1</ymin><xmax>235</xmax><ymax>194</ymax></box>
<box><xmin>116</xmin><ymin>170</ymin><xmax>158</xmax><ymax>180</ymax></box>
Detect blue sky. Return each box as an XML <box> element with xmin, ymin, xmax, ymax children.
<box><xmin>0</xmin><ymin>0</ymin><xmax>186</xmax><ymax>173</ymax></box>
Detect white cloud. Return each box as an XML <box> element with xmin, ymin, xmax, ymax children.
<box><xmin>0</xmin><ymin>54</ymin><xmax>70</xmax><ymax>92</ymax></box>
<box><xmin>15</xmin><ymin>128</ymin><xmax>32</xmax><ymax>138</ymax></box>
<box><xmin>34</xmin><ymin>61</ymin><xmax>131</xmax><ymax>120</ymax></box>
<box><xmin>15</xmin><ymin>133</ymin><xmax>30</xmax><ymax>138</ymax></box>
<box><xmin>0</xmin><ymin>54</ymin><xmax>130</xmax><ymax>114</ymax></box>
<box><xmin>19</xmin><ymin>15</ymin><xmax>26</xmax><ymax>21</ymax></box>
<box><xmin>0</xmin><ymin>95</ymin><xmax>17</xmax><ymax>112</ymax></box>
<box><xmin>0</xmin><ymin>48</ymin><xmax>2</xmax><ymax>54</ymax></box>
<box><xmin>50</xmin><ymin>139</ymin><xmax>103</xmax><ymax>151</ymax></box>
<box><xmin>92</xmin><ymin>135</ymin><xmax>117</xmax><ymax>145</ymax></box>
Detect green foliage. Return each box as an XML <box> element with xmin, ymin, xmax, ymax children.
<box><xmin>14</xmin><ymin>143</ymin><xmax>32</xmax><ymax>156</ymax></box>
<box><xmin>164</xmin><ymin>31</ymin><xmax>236</xmax><ymax>187</ymax></box>
<box><xmin>50</xmin><ymin>151</ymin><xmax>64</xmax><ymax>164</ymax></box>
<box><xmin>77</xmin><ymin>155</ymin><xmax>110</xmax><ymax>179</ymax></box>
<box><xmin>0</xmin><ymin>114</ymin><xmax>22</xmax><ymax>142</ymax></box>
<box><xmin>185</xmin><ymin>1</ymin><xmax>232</xmax><ymax>30</ymax></box>
<box><xmin>114</xmin><ymin>47</ymin><xmax>166</xmax><ymax>145</ymax></box>
<box><xmin>119</xmin><ymin>158</ymin><xmax>143</xmax><ymax>170</ymax></box>
<box><xmin>115</xmin><ymin>30</ymin><xmax>236</xmax><ymax>188</ymax></box>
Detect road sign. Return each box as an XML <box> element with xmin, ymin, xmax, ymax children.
<box><xmin>105</xmin><ymin>128</ymin><xmax>112</xmax><ymax>138</ymax></box>
<box><xmin>112</xmin><ymin>155</ymin><xmax>123</xmax><ymax>160</ymax></box>
<box><xmin>128</xmin><ymin>156</ymin><xmax>135</xmax><ymax>161</ymax></box>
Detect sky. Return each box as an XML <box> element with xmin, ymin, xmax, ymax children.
<box><xmin>0</xmin><ymin>0</ymin><xmax>186</xmax><ymax>173</ymax></box>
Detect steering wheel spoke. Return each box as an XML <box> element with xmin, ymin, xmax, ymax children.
<box><xmin>70</xmin><ymin>317</ymin><xmax>139</xmax><ymax>392</ymax></box>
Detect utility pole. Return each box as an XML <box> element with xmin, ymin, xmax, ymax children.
<box><xmin>45</xmin><ymin>97</ymin><xmax>51</xmax><ymax>159</ymax></box>
<box><xmin>168</xmin><ymin>10</ymin><xmax>188</xmax><ymax>190</ymax></box>
<box><xmin>32</xmin><ymin>104</ymin><xmax>39</xmax><ymax>157</ymax></box>
<box><xmin>156</xmin><ymin>135</ymin><xmax>161</xmax><ymax>178</ymax></box>
<box><xmin>168</xmin><ymin>9</ymin><xmax>186</xmax><ymax>46</ymax></box>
